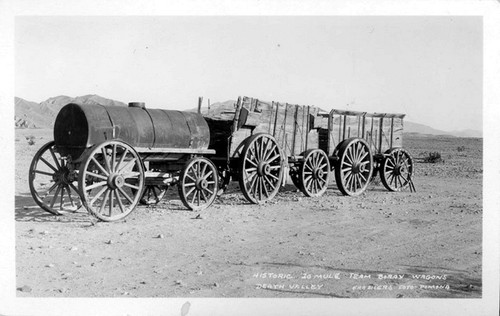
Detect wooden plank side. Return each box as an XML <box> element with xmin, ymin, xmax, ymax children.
<box><xmin>292</xmin><ymin>104</ymin><xmax>307</xmax><ymax>155</ymax></box>
<box><xmin>330</xmin><ymin>113</ymin><xmax>343</xmax><ymax>149</ymax></box>
<box><xmin>380</xmin><ymin>116</ymin><xmax>392</xmax><ymax>153</ymax></box>
<box><xmin>391</xmin><ymin>117</ymin><xmax>404</xmax><ymax>148</ymax></box>
<box><xmin>245</xmin><ymin>99</ymin><xmax>275</xmax><ymax>133</ymax></box>
<box><xmin>306</xmin><ymin>107</ymin><xmax>320</xmax><ymax>151</ymax></box>
<box><xmin>229</xmin><ymin>127</ymin><xmax>252</xmax><ymax>158</ymax></box>
<box><xmin>364</xmin><ymin>116</ymin><xmax>381</xmax><ymax>154</ymax></box>
<box><xmin>226</xmin><ymin>97</ymin><xmax>333</xmax><ymax>158</ymax></box>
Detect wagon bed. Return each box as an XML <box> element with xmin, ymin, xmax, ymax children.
<box><xmin>203</xmin><ymin>96</ymin><xmax>414</xmax><ymax>200</ymax></box>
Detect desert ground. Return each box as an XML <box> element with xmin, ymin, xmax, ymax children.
<box><xmin>14</xmin><ymin>128</ymin><xmax>482</xmax><ymax>298</ymax></box>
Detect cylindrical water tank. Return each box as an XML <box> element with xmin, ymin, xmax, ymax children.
<box><xmin>54</xmin><ymin>103</ymin><xmax>210</xmax><ymax>159</ymax></box>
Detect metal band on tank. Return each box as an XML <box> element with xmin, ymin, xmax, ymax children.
<box><xmin>99</xmin><ymin>105</ymin><xmax>116</xmax><ymax>139</ymax></box>
<box><xmin>142</xmin><ymin>108</ymin><xmax>157</xmax><ymax>148</ymax></box>
<box><xmin>178</xmin><ymin>111</ymin><xmax>194</xmax><ymax>148</ymax></box>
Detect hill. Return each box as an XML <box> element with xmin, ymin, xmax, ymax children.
<box><xmin>15</xmin><ymin>95</ymin><xmax>127</xmax><ymax>128</ymax></box>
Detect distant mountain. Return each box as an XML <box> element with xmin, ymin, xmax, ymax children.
<box><xmin>14</xmin><ymin>95</ymin><xmax>483</xmax><ymax>138</ymax></box>
<box><xmin>404</xmin><ymin>121</ymin><xmax>482</xmax><ymax>138</ymax></box>
<box><xmin>15</xmin><ymin>97</ymin><xmax>58</xmax><ymax>128</ymax></box>
<box><xmin>15</xmin><ymin>95</ymin><xmax>127</xmax><ymax>128</ymax></box>
<box><xmin>447</xmin><ymin>129</ymin><xmax>483</xmax><ymax>138</ymax></box>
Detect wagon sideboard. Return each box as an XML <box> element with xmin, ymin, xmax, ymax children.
<box><xmin>204</xmin><ymin>96</ymin><xmax>406</xmax><ymax>160</ymax></box>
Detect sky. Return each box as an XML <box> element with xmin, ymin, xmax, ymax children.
<box><xmin>15</xmin><ymin>16</ymin><xmax>482</xmax><ymax>132</ymax></box>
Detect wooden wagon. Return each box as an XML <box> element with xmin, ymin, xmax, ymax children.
<box><xmin>204</xmin><ymin>96</ymin><xmax>414</xmax><ymax>204</ymax></box>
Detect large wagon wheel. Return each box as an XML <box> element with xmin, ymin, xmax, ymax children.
<box><xmin>299</xmin><ymin>149</ymin><xmax>330</xmax><ymax>197</ymax></box>
<box><xmin>140</xmin><ymin>185</ymin><xmax>168</xmax><ymax>205</ymax></box>
<box><xmin>334</xmin><ymin>138</ymin><xmax>373</xmax><ymax>196</ymax></box>
<box><xmin>29</xmin><ymin>141</ymin><xmax>81</xmax><ymax>215</ymax></box>
<box><xmin>78</xmin><ymin>140</ymin><xmax>144</xmax><ymax>221</ymax></box>
<box><xmin>239</xmin><ymin>133</ymin><xmax>283</xmax><ymax>204</ymax></box>
<box><xmin>380</xmin><ymin>148</ymin><xmax>414</xmax><ymax>191</ymax></box>
<box><xmin>178</xmin><ymin>157</ymin><xmax>219</xmax><ymax>211</ymax></box>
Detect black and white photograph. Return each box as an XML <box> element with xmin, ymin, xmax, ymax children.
<box><xmin>1</xmin><ymin>1</ymin><xmax>499</xmax><ymax>315</ymax></box>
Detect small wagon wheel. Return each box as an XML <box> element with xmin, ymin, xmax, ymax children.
<box><xmin>239</xmin><ymin>133</ymin><xmax>283</xmax><ymax>204</ymax></box>
<box><xmin>78</xmin><ymin>140</ymin><xmax>145</xmax><ymax>221</ymax></box>
<box><xmin>299</xmin><ymin>149</ymin><xmax>330</xmax><ymax>197</ymax></box>
<box><xmin>380</xmin><ymin>148</ymin><xmax>414</xmax><ymax>191</ymax></box>
<box><xmin>334</xmin><ymin>137</ymin><xmax>373</xmax><ymax>196</ymax></box>
<box><xmin>178</xmin><ymin>157</ymin><xmax>219</xmax><ymax>211</ymax></box>
<box><xmin>29</xmin><ymin>141</ymin><xmax>81</xmax><ymax>215</ymax></box>
<box><xmin>140</xmin><ymin>185</ymin><xmax>168</xmax><ymax>205</ymax></box>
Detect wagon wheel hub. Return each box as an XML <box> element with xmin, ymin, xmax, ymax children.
<box><xmin>53</xmin><ymin>167</ymin><xmax>71</xmax><ymax>184</ymax></box>
<box><xmin>394</xmin><ymin>165</ymin><xmax>404</xmax><ymax>176</ymax></box>
<box><xmin>196</xmin><ymin>179</ymin><xmax>209</xmax><ymax>190</ymax></box>
<box><xmin>108</xmin><ymin>174</ymin><xmax>125</xmax><ymax>189</ymax></box>
<box><xmin>313</xmin><ymin>168</ymin><xmax>324</xmax><ymax>179</ymax></box>
<box><xmin>258</xmin><ymin>162</ymin><xmax>271</xmax><ymax>176</ymax></box>
<box><xmin>351</xmin><ymin>164</ymin><xmax>360</xmax><ymax>174</ymax></box>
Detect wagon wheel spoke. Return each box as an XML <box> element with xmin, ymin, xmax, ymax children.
<box><xmin>98</xmin><ymin>189</ymin><xmax>110</xmax><ymax>214</ymax></box>
<box><xmin>114</xmin><ymin>190</ymin><xmax>126</xmax><ymax>213</ymax></box>
<box><xmin>101</xmin><ymin>147</ymin><xmax>112</xmax><ymax>173</ymax></box>
<box><xmin>263</xmin><ymin>143</ymin><xmax>276</xmax><ymax>162</ymax></box>
<box><xmin>249</xmin><ymin>174</ymin><xmax>259</xmax><ymax>193</ymax></box>
<box><xmin>91</xmin><ymin>157</ymin><xmax>109</xmax><ymax>177</ymax></box>
<box><xmin>39</xmin><ymin>156</ymin><xmax>58</xmax><ymax>173</ymax></box>
<box><xmin>59</xmin><ymin>186</ymin><xmax>66</xmax><ymax>210</ymax></box>
<box><xmin>265</xmin><ymin>154</ymin><xmax>281</xmax><ymax>164</ymax></box>
<box><xmin>114</xmin><ymin>148</ymin><xmax>129</xmax><ymax>172</ymax></box>
<box><xmin>86</xmin><ymin>181</ymin><xmax>107</xmax><ymax>191</ymax></box>
<box><xmin>34</xmin><ymin>169</ymin><xmax>55</xmax><ymax>177</ymax></box>
<box><xmin>49</xmin><ymin>185</ymin><xmax>62</xmax><ymax>208</ymax></box>
<box><xmin>342</xmin><ymin>160</ymin><xmax>352</xmax><ymax>168</ymax></box>
<box><xmin>86</xmin><ymin>172</ymin><xmax>108</xmax><ymax>181</ymax></box>
<box><xmin>48</xmin><ymin>147</ymin><xmax>61</xmax><ymax>170</ymax></box>
<box><xmin>191</xmin><ymin>190</ymin><xmax>198</xmax><ymax>205</ymax></box>
<box><xmin>90</xmin><ymin>185</ymin><xmax>108</xmax><ymax>206</ymax></box>
<box><xmin>185</xmin><ymin>186</ymin><xmax>196</xmax><ymax>199</ymax></box>
<box><xmin>203</xmin><ymin>186</ymin><xmax>214</xmax><ymax>196</ymax></box>
<box><xmin>245</xmin><ymin>157</ymin><xmax>258</xmax><ymax>168</ymax></box>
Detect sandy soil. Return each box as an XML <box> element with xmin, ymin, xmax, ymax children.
<box><xmin>14</xmin><ymin>128</ymin><xmax>482</xmax><ymax>298</ymax></box>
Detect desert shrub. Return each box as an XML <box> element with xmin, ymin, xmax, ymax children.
<box><xmin>422</xmin><ymin>151</ymin><xmax>443</xmax><ymax>163</ymax></box>
<box><xmin>457</xmin><ymin>146</ymin><xmax>466</xmax><ymax>152</ymax></box>
<box><xmin>26</xmin><ymin>135</ymin><xmax>36</xmax><ymax>146</ymax></box>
